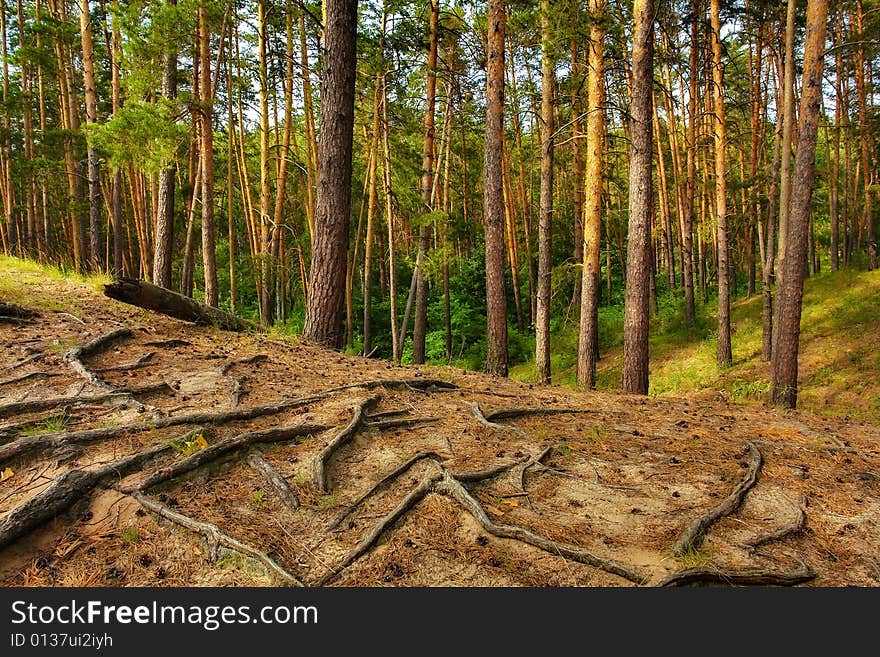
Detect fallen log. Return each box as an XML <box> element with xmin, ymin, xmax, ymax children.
<box><xmin>104</xmin><ymin>278</ymin><xmax>256</xmax><ymax>332</ymax></box>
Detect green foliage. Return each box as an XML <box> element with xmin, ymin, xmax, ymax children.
<box><xmin>121</xmin><ymin>525</ymin><xmax>140</xmax><ymax>544</ymax></box>
<box><xmin>87</xmin><ymin>101</ymin><xmax>188</xmax><ymax>173</ymax></box>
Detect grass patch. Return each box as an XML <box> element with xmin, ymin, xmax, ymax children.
<box><xmin>0</xmin><ymin>255</ymin><xmax>109</xmax><ymax>313</ymax></box>
<box><xmin>17</xmin><ymin>413</ymin><xmax>70</xmax><ymax>436</ymax></box>
<box><xmin>512</xmin><ymin>268</ymin><xmax>880</xmax><ymax>421</ymax></box>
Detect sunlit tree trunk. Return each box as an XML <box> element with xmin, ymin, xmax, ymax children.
<box><xmin>577</xmin><ymin>0</ymin><xmax>605</xmax><ymax>389</ymax></box>
<box><xmin>303</xmin><ymin>0</ymin><xmax>357</xmax><ymax>347</ymax></box>
<box><xmin>772</xmin><ymin>0</ymin><xmax>829</xmax><ymax>408</ymax></box>
<box><xmin>484</xmin><ymin>0</ymin><xmax>508</xmax><ymax>377</ymax></box>
<box><xmin>710</xmin><ymin>0</ymin><xmax>731</xmax><ymax>366</ymax></box>
<box><xmin>535</xmin><ymin>0</ymin><xmax>554</xmax><ymax>384</ymax></box>
<box><xmin>622</xmin><ymin>0</ymin><xmax>654</xmax><ymax>394</ymax></box>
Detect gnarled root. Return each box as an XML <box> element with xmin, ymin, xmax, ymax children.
<box><xmin>672</xmin><ymin>442</ymin><xmax>763</xmax><ymax>557</ymax></box>
<box><xmin>436</xmin><ymin>472</ymin><xmax>649</xmax><ymax>585</ymax></box>
<box><xmin>313</xmin><ymin>395</ymin><xmax>381</xmax><ymax>493</ymax></box>
<box><xmin>129</xmin><ymin>492</ymin><xmax>303</xmax><ymax>586</ymax></box>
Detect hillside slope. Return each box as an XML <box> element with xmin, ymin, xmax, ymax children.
<box><xmin>1</xmin><ymin>257</ymin><xmax>878</xmax><ymax>587</ymax></box>
<box><xmin>512</xmin><ymin>268</ymin><xmax>880</xmax><ymax>421</ymax></box>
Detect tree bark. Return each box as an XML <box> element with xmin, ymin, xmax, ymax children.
<box><xmin>412</xmin><ymin>0</ymin><xmax>440</xmax><ymax>365</ymax></box>
<box><xmin>78</xmin><ymin>0</ymin><xmax>102</xmax><ymax>271</ymax></box>
<box><xmin>577</xmin><ymin>0</ymin><xmax>605</xmax><ymax>389</ymax></box>
<box><xmin>535</xmin><ymin>0</ymin><xmax>554</xmax><ymax>385</ymax></box>
<box><xmin>484</xmin><ymin>0</ymin><xmax>508</xmax><ymax>377</ymax></box>
<box><xmin>771</xmin><ymin>0</ymin><xmax>828</xmax><ymax>408</ymax></box>
<box><xmin>104</xmin><ymin>278</ymin><xmax>255</xmax><ymax>331</ymax></box>
<box><xmin>622</xmin><ymin>0</ymin><xmax>654</xmax><ymax>395</ymax></box>
<box><xmin>711</xmin><ymin>0</ymin><xmax>732</xmax><ymax>366</ymax></box>
<box><xmin>199</xmin><ymin>4</ymin><xmax>218</xmax><ymax>306</ymax></box>
<box><xmin>302</xmin><ymin>0</ymin><xmax>357</xmax><ymax>347</ymax></box>
<box><xmin>153</xmin><ymin>0</ymin><xmax>178</xmax><ymax>289</ymax></box>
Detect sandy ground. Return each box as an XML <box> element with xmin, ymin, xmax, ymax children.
<box><xmin>0</xmin><ymin>274</ymin><xmax>878</xmax><ymax>587</ymax></box>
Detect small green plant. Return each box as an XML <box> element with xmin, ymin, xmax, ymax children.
<box><xmin>318</xmin><ymin>494</ymin><xmax>339</xmax><ymax>510</ymax></box>
<box><xmin>673</xmin><ymin>547</ymin><xmax>710</xmax><ymax>569</ymax></box>
<box><xmin>729</xmin><ymin>378</ymin><xmax>771</xmax><ymax>402</ymax></box>
<box><xmin>250</xmin><ymin>490</ymin><xmax>266</xmax><ymax>509</ymax></box>
<box><xmin>121</xmin><ymin>525</ymin><xmax>140</xmax><ymax>544</ymax></box>
<box><xmin>168</xmin><ymin>430</ymin><xmax>209</xmax><ymax>456</ymax></box>
<box><xmin>555</xmin><ymin>442</ymin><xmax>573</xmax><ymax>458</ymax></box>
<box><xmin>18</xmin><ymin>413</ymin><xmax>69</xmax><ymax>436</ymax></box>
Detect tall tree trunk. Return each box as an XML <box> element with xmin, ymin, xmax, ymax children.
<box><xmin>571</xmin><ymin>39</ymin><xmax>584</xmax><ymax>314</ymax></box>
<box><xmin>854</xmin><ymin>0</ymin><xmax>877</xmax><ymax>270</ymax></box>
<box><xmin>362</xmin><ymin>79</ymin><xmax>381</xmax><ymax>356</ymax></box>
<box><xmin>830</xmin><ymin>9</ymin><xmax>842</xmax><ymax>272</ymax></box>
<box><xmin>381</xmin><ymin>70</ymin><xmax>400</xmax><ymax>361</ymax></box>
<box><xmin>762</xmin><ymin>57</ymin><xmax>782</xmax><ymax>362</ymax></box>
<box><xmin>257</xmin><ymin>0</ymin><xmax>273</xmax><ymax>323</ymax></box>
<box><xmin>776</xmin><ymin>0</ymin><xmax>796</xmax><ymax>291</ymax></box>
<box><xmin>78</xmin><ymin>0</ymin><xmax>102</xmax><ymax>270</ymax></box>
<box><xmin>153</xmin><ymin>0</ymin><xmax>177</xmax><ymax>288</ymax></box>
<box><xmin>302</xmin><ymin>0</ymin><xmax>357</xmax><ymax>347</ymax></box>
<box><xmin>622</xmin><ymin>0</ymin><xmax>654</xmax><ymax>395</ymax></box>
<box><xmin>535</xmin><ymin>0</ymin><xmax>554</xmax><ymax>384</ymax></box>
<box><xmin>198</xmin><ymin>4</ymin><xmax>218</xmax><ymax>306</ymax></box>
<box><xmin>412</xmin><ymin>0</ymin><xmax>440</xmax><ymax>365</ymax></box>
<box><xmin>683</xmin><ymin>0</ymin><xmax>698</xmax><ymax>324</ymax></box>
<box><xmin>772</xmin><ymin>0</ymin><xmax>828</xmax><ymax>408</ymax></box>
<box><xmin>710</xmin><ymin>0</ymin><xmax>731</xmax><ymax>366</ymax></box>
<box><xmin>226</xmin><ymin>23</ymin><xmax>237</xmax><ymax>312</ymax></box>
<box><xmin>484</xmin><ymin>0</ymin><xmax>508</xmax><ymax>377</ymax></box>
<box><xmin>577</xmin><ymin>0</ymin><xmax>605</xmax><ymax>389</ymax></box>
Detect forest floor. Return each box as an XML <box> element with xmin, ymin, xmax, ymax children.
<box><xmin>0</xmin><ymin>256</ymin><xmax>878</xmax><ymax>587</ymax></box>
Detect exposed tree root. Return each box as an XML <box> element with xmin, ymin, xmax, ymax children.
<box><xmin>230</xmin><ymin>377</ymin><xmax>246</xmax><ymax>407</ymax></box>
<box><xmin>313</xmin><ymin>395</ymin><xmax>381</xmax><ymax>493</ymax></box>
<box><xmin>0</xmin><ymin>382</ymin><xmax>171</xmax><ymax>421</ymax></box>
<box><xmin>366</xmin><ymin>409</ymin><xmax>411</xmax><ymax>420</ymax></box>
<box><xmin>247</xmin><ymin>450</ymin><xmax>299</xmax><ymax>512</ymax></box>
<box><xmin>364</xmin><ymin>417</ymin><xmax>440</xmax><ymax>431</ymax></box>
<box><xmin>9</xmin><ymin>353</ymin><xmax>46</xmax><ymax>370</ymax></box>
<box><xmin>0</xmin><ymin>302</ymin><xmax>38</xmax><ymax>318</ymax></box>
<box><xmin>130</xmin><ymin>423</ymin><xmax>331</xmax><ymax>493</ymax></box>
<box><xmin>328</xmin><ymin>452</ymin><xmax>447</xmax><ymax>530</ymax></box>
<box><xmin>143</xmin><ymin>339</ymin><xmax>191</xmax><ymax>348</ymax></box>
<box><xmin>744</xmin><ymin>494</ymin><xmax>807</xmax><ymax>549</ymax></box>
<box><xmin>0</xmin><ymin>389</ymin><xmax>336</xmax><ymax>465</ymax></box>
<box><xmin>0</xmin><ymin>316</ymin><xmax>32</xmax><ymax>325</ymax></box>
<box><xmin>329</xmin><ymin>378</ymin><xmax>458</xmax><ymax>394</ymax></box>
<box><xmin>64</xmin><ymin>328</ymin><xmax>132</xmax><ymax>391</ymax></box>
<box><xmin>436</xmin><ymin>471</ymin><xmax>649</xmax><ymax>585</ymax></box>
<box><xmin>469</xmin><ymin>402</ymin><xmax>528</xmax><ymax>437</ymax></box>
<box><xmin>220</xmin><ymin>354</ymin><xmax>268</xmax><ymax>376</ymax></box>
<box><xmin>672</xmin><ymin>442</ymin><xmax>763</xmax><ymax>557</ymax></box>
<box><xmin>318</xmin><ymin>470</ymin><xmax>444</xmax><ymax>585</ymax></box>
<box><xmin>519</xmin><ymin>446</ymin><xmax>553</xmax><ymax>492</ymax></box>
<box><xmin>0</xmin><ymin>442</ymin><xmax>172</xmax><ymax>550</ymax></box>
<box><xmin>451</xmin><ymin>457</ymin><xmax>528</xmax><ymax>483</ymax></box>
<box><xmin>656</xmin><ymin>557</ymin><xmax>815</xmax><ymax>587</ymax></box>
<box><xmin>129</xmin><ymin>492</ymin><xmax>302</xmax><ymax>586</ymax></box>
<box><xmin>0</xmin><ymin>371</ymin><xmax>59</xmax><ymax>387</ymax></box>
<box><xmin>92</xmin><ymin>352</ymin><xmax>156</xmax><ymax>373</ymax></box>
<box><xmin>484</xmin><ymin>408</ymin><xmax>593</xmax><ymax>422</ymax></box>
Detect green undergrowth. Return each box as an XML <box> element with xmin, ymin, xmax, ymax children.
<box><xmin>511</xmin><ymin>267</ymin><xmax>880</xmax><ymax>421</ymax></box>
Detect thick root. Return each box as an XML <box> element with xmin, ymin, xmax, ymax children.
<box><xmin>672</xmin><ymin>442</ymin><xmax>763</xmax><ymax>557</ymax></box>
<box><xmin>313</xmin><ymin>395</ymin><xmax>381</xmax><ymax>493</ymax></box>
<box><xmin>436</xmin><ymin>471</ymin><xmax>648</xmax><ymax>585</ymax></box>
<box><xmin>130</xmin><ymin>492</ymin><xmax>302</xmax><ymax>586</ymax></box>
